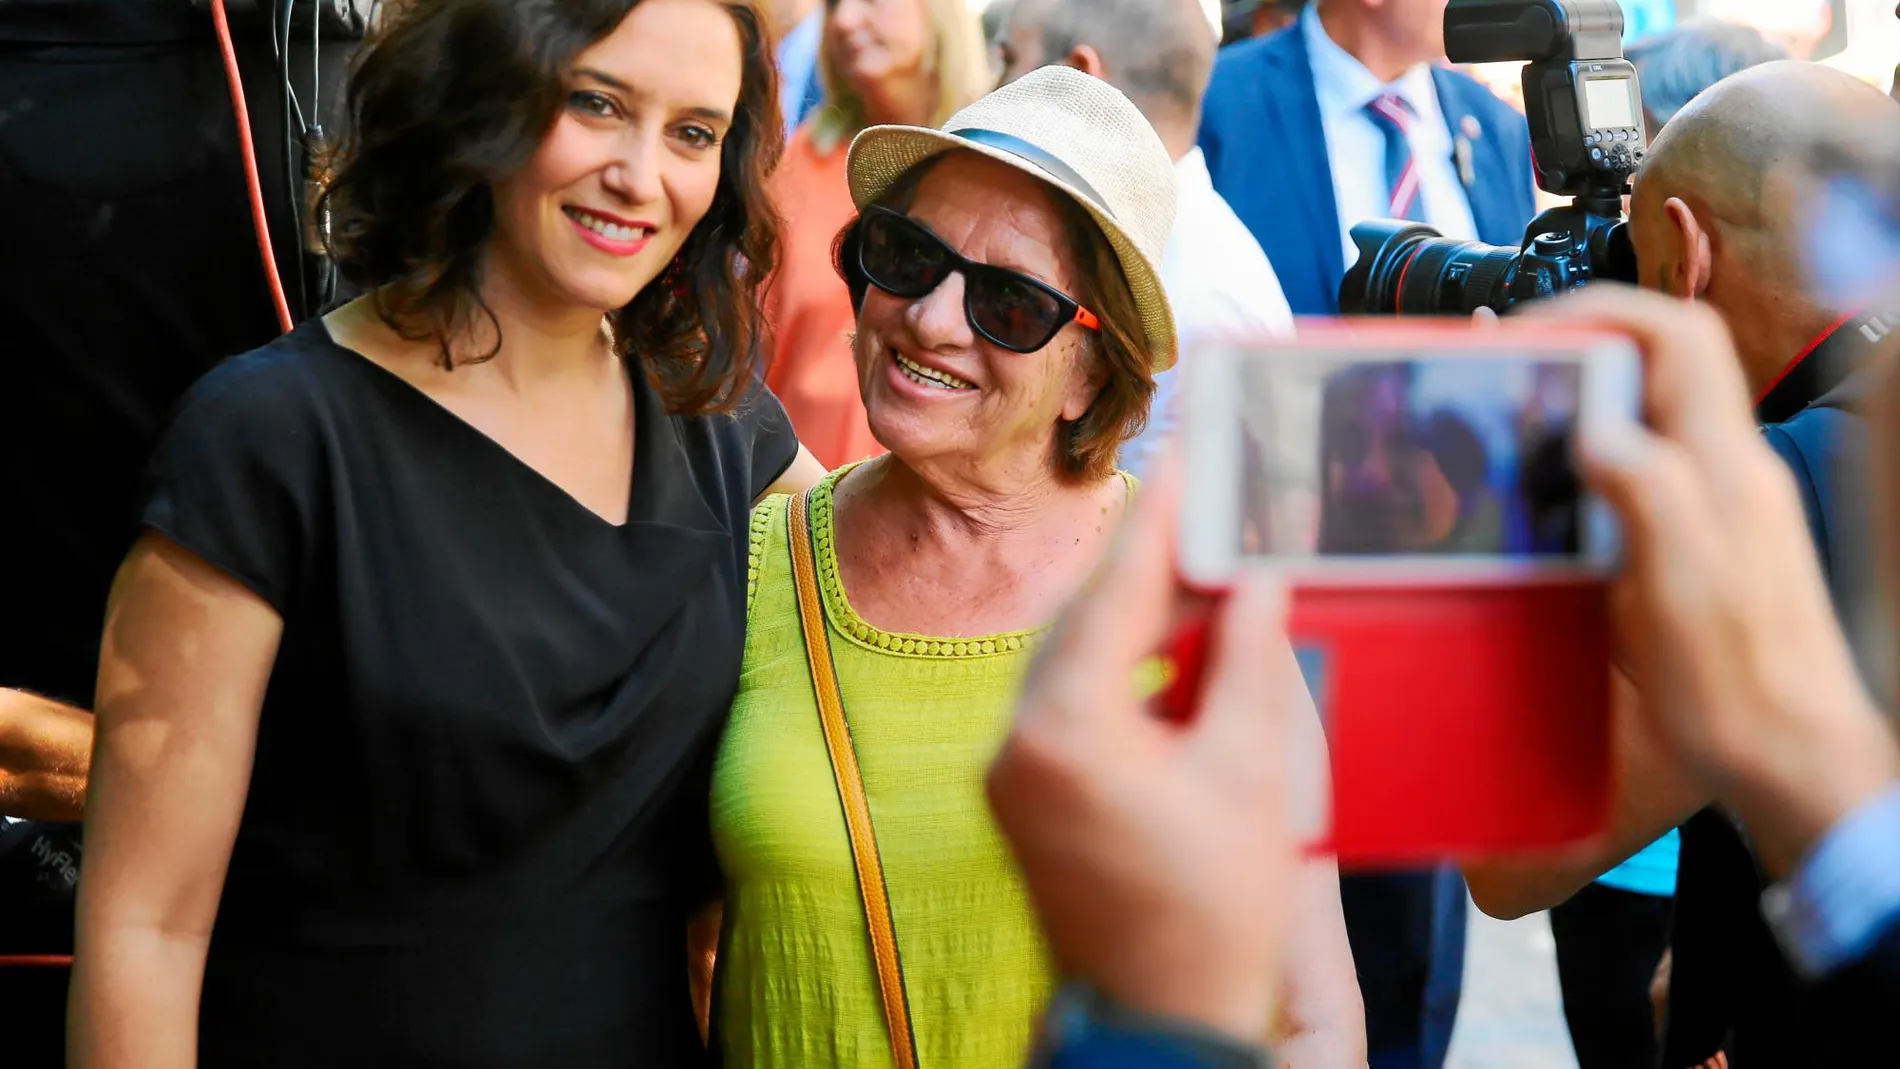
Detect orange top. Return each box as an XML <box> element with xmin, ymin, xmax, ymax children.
<box><xmin>765</xmin><ymin>123</ymin><xmax>884</xmax><ymax>470</ymax></box>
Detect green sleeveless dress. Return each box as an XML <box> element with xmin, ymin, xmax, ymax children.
<box><xmin>710</xmin><ymin>469</ymin><xmax>1066</xmax><ymax>1069</ymax></box>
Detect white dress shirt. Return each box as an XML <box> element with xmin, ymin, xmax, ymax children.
<box><xmin>1301</xmin><ymin>3</ymin><xmax>1478</xmax><ymax>270</ymax></box>
<box><xmin>1120</xmin><ymin>148</ymin><xmax>1295</xmax><ymax>480</ymax></box>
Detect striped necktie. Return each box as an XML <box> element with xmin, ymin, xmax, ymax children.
<box><xmin>1366</xmin><ymin>92</ymin><xmax>1425</xmax><ymax>221</ymax></box>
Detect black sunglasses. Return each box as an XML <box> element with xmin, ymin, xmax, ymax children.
<box><xmin>855</xmin><ymin>205</ymin><xmax>1101</xmax><ymax>354</ymax></box>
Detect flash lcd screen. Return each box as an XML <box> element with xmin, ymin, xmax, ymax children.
<box><xmin>1584</xmin><ymin>77</ymin><xmax>1637</xmax><ymax>130</ymax></box>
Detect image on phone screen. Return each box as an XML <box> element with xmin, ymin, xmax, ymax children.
<box><xmin>1240</xmin><ymin>357</ymin><xmax>1586</xmax><ymax>559</ymax></box>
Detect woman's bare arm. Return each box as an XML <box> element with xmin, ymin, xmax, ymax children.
<box><xmin>69</xmin><ymin>534</ymin><xmax>283</xmax><ymax>1069</ymax></box>
<box><xmin>761</xmin><ymin>445</ymin><xmax>826</xmax><ymax>501</ymax></box>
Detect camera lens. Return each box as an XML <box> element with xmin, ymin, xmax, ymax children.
<box><xmin>1339</xmin><ymin>220</ymin><xmax>1521</xmax><ymax>316</ymax></box>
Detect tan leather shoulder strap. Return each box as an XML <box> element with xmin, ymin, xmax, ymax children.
<box><xmin>787</xmin><ymin>488</ymin><xmax>921</xmax><ymax>1069</ymax></box>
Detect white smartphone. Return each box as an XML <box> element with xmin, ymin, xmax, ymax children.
<box><xmin>1178</xmin><ymin>324</ymin><xmax>1643</xmax><ymax>588</ymax></box>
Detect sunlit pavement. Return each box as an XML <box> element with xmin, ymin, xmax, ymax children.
<box><xmin>1444</xmin><ymin>902</ymin><xmax>1581</xmax><ymax>1069</ymax></box>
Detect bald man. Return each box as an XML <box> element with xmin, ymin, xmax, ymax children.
<box><xmin>1628</xmin><ymin>60</ymin><xmax>1898</xmax><ymax>404</ymax></box>
<box><xmin>1467</xmin><ymin>61</ymin><xmax>1900</xmax><ymax>1069</ymax></box>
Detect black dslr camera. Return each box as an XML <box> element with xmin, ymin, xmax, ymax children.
<box><xmin>1339</xmin><ymin>0</ymin><xmax>1644</xmax><ymax>315</ymax></box>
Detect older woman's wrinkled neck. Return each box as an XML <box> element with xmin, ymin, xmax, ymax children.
<box><xmin>847</xmin><ymin>445</ymin><xmax>1115</xmax><ymax>550</ymax></box>
<box><xmin>830</xmin><ymin>449</ymin><xmax>1126</xmax><ymax>636</ymax></box>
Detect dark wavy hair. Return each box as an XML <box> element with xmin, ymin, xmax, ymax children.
<box><xmin>316</xmin><ymin>0</ymin><xmax>784</xmax><ymax>414</ymax></box>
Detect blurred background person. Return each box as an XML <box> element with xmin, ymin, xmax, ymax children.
<box><xmin>1513</xmin><ymin>363</ymin><xmax>1586</xmax><ymax>556</ymax></box>
<box><xmin>1316</xmin><ymin>364</ymin><xmax>1421</xmax><ymax>555</ymax></box>
<box><xmin>993</xmin><ymin>0</ymin><xmax>1295</xmax><ymax>479</ymax></box>
<box><xmin>765</xmin><ymin>0</ymin><xmax>991</xmax><ymax>469</ymax></box>
<box><xmin>1195</xmin><ymin>3</ymin><xmax>1537</xmax><ymax>1034</ymax></box>
<box><xmin>1199</xmin><ymin>0</ymin><xmax>1535</xmax><ymax>318</ymax></box>
<box><xmin>1626</xmin><ymin>18</ymin><xmax>1789</xmax><ymax>139</ymax></box>
<box><xmin>981</xmin><ymin>0</ymin><xmax>1015</xmax><ymax>76</ymax></box>
<box><xmin>773</xmin><ymin>0</ymin><xmax>828</xmax><ymax>138</ymax></box>
<box><xmin>1463</xmin><ymin>61</ymin><xmax>1900</xmax><ymax>1069</ymax></box>
<box><xmin>712</xmin><ymin>66</ymin><xmax>1361</xmax><ymax>1069</ymax></box>
<box><xmin>1220</xmin><ymin>0</ymin><xmax>1304</xmax><ymax>45</ymax></box>
<box><xmin>1412</xmin><ymin>409</ymin><xmax>1502</xmax><ymax>554</ymax></box>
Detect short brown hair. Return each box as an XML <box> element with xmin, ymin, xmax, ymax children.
<box><xmin>833</xmin><ymin>155</ymin><xmax>1154</xmax><ymax>483</ymax></box>
<box><xmin>317</xmin><ymin>0</ymin><xmax>783</xmax><ymax>415</ymax></box>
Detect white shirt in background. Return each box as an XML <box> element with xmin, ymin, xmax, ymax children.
<box><xmin>1301</xmin><ymin>2</ymin><xmax>1478</xmax><ymax>270</ymax></box>
<box><xmin>1120</xmin><ymin>147</ymin><xmax>1295</xmax><ymax>480</ymax></box>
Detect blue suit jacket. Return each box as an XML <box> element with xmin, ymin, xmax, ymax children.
<box><xmin>1198</xmin><ymin>26</ymin><xmax>1537</xmax><ymax>316</ymax></box>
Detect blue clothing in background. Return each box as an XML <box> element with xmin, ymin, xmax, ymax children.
<box><xmin>776</xmin><ymin>9</ymin><xmax>824</xmax><ymax>138</ymax></box>
<box><xmin>1617</xmin><ymin>0</ymin><xmax>1675</xmax><ymax>42</ymax></box>
<box><xmin>1197</xmin><ymin>18</ymin><xmax>1535</xmax><ymax>316</ymax></box>
<box><xmin>1596</xmin><ymin>828</ymin><xmax>1681</xmax><ymax>898</ymax></box>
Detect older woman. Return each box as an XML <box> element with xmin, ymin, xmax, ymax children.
<box><xmin>765</xmin><ymin>0</ymin><xmax>992</xmax><ymax>468</ymax></box>
<box><xmin>711</xmin><ymin>67</ymin><xmax>1365</xmax><ymax>1069</ymax></box>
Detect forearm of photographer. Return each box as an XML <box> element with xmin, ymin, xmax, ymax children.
<box><xmin>0</xmin><ymin>688</ymin><xmax>92</xmax><ymax>821</ymax></box>
<box><xmin>1463</xmin><ymin>668</ymin><xmax>1707</xmax><ymax>920</ymax></box>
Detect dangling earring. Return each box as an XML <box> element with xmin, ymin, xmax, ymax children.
<box><xmin>660</xmin><ymin>254</ymin><xmax>690</xmax><ymax>302</ymax></box>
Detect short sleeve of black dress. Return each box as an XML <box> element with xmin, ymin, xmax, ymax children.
<box><xmin>140</xmin><ymin>346</ymin><xmax>326</xmax><ymax>613</ymax></box>
<box><xmin>732</xmin><ymin>372</ymin><xmax>801</xmax><ymax>500</ymax></box>
<box><xmin>137</xmin><ymin>319</ymin><xmax>800</xmax><ymax>1069</ymax></box>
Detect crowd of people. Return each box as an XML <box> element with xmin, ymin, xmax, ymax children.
<box><xmin>2</xmin><ymin>1</ymin><xmax>1899</xmax><ymax>1068</ymax></box>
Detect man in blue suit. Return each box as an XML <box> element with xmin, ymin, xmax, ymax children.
<box><xmin>1197</xmin><ymin>4</ymin><xmax>1536</xmax><ymax>1067</ymax></box>
<box><xmin>1199</xmin><ymin>0</ymin><xmax>1535</xmax><ymax>317</ymax></box>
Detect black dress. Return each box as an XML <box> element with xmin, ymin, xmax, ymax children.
<box><xmin>137</xmin><ymin>319</ymin><xmax>797</xmax><ymax>1067</ymax></box>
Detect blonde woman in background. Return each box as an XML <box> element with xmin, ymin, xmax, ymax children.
<box><xmin>764</xmin><ymin>0</ymin><xmax>993</xmax><ymax>469</ymax></box>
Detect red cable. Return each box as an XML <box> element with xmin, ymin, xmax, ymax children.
<box><xmin>210</xmin><ymin>0</ymin><xmax>295</xmax><ymax>334</ymax></box>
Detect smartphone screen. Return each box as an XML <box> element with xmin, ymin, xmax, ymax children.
<box><xmin>1182</xmin><ymin>331</ymin><xmax>1638</xmax><ymax>585</ymax></box>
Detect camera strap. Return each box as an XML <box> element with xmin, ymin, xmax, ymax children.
<box><xmin>1756</xmin><ymin>305</ymin><xmax>1900</xmax><ymax>425</ymax></box>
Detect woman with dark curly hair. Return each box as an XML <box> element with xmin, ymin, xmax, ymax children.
<box><xmin>68</xmin><ymin>2</ymin><xmax>821</xmax><ymax>1066</ymax></box>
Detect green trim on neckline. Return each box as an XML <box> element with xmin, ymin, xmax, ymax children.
<box><xmin>810</xmin><ymin>467</ymin><xmax>1048</xmax><ymax>660</ymax></box>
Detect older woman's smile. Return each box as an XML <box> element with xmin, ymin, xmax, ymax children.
<box><xmin>890</xmin><ymin>348</ymin><xmax>978</xmax><ymax>392</ymax></box>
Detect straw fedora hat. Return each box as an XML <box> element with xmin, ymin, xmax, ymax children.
<box><xmin>844</xmin><ymin>65</ymin><xmax>1181</xmax><ymax>372</ymax></box>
